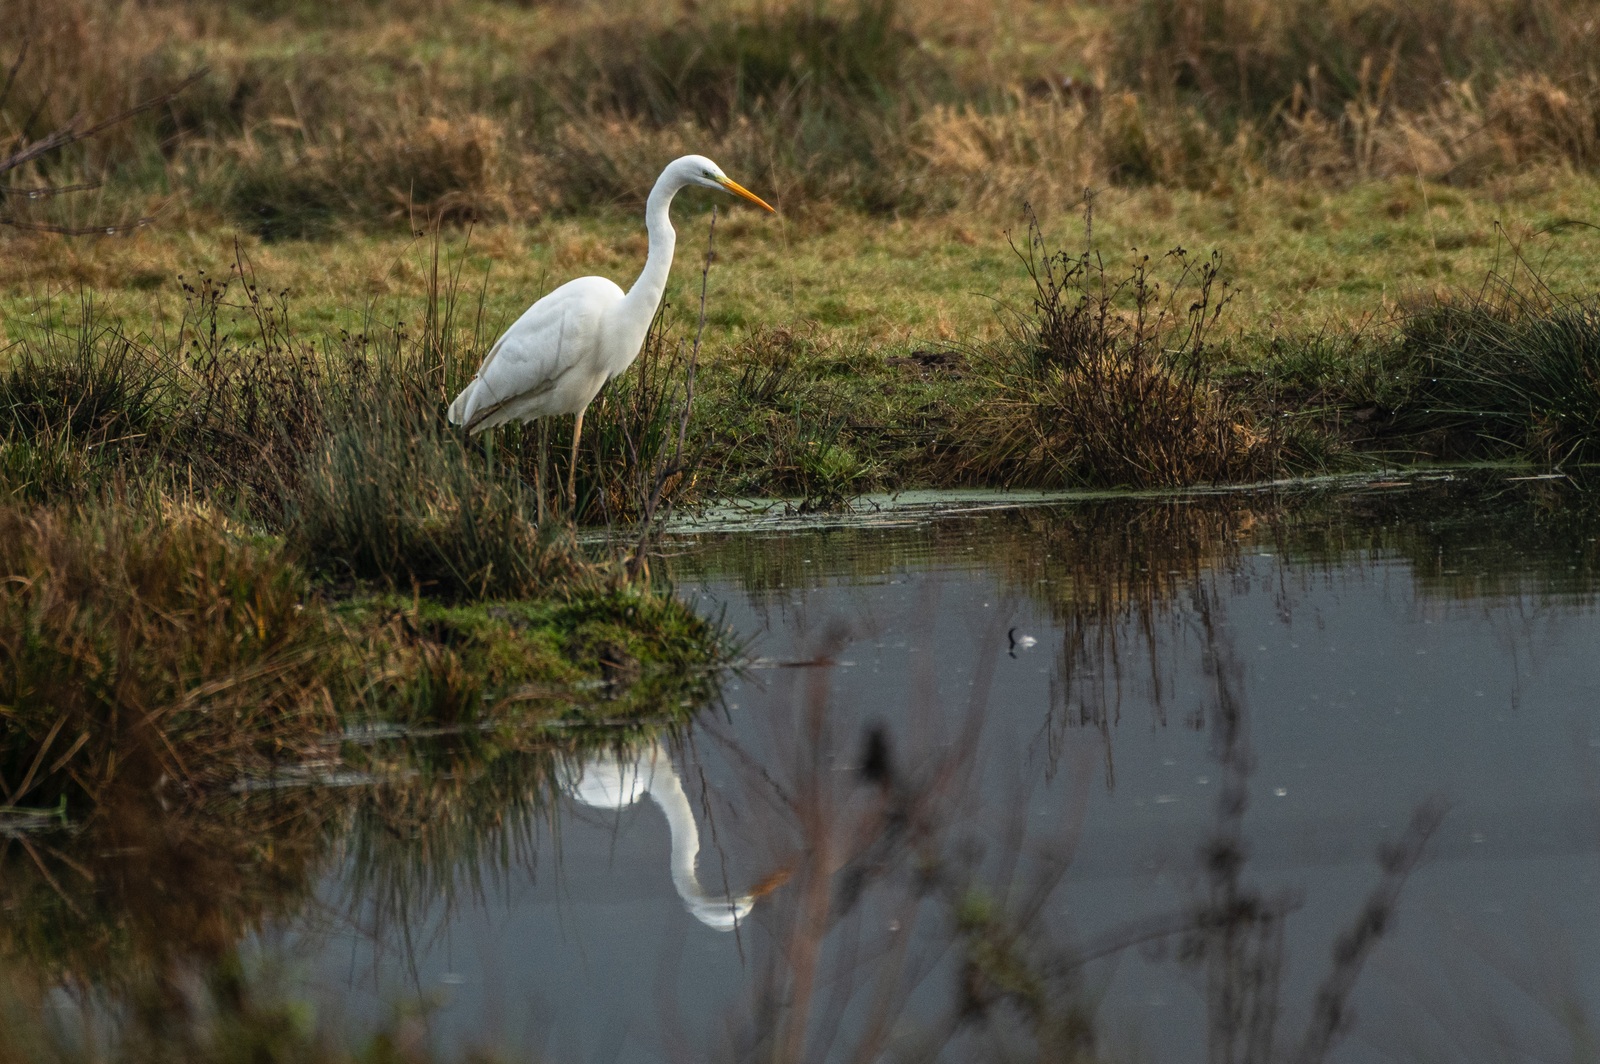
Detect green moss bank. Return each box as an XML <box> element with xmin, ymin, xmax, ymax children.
<box><xmin>0</xmin><ymin>501</ymin><xmax>724</xmax><ymax>818</ymax></box>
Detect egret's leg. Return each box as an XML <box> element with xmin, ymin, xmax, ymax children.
<box><xmin>536</xmin><ymin>420</ymin><xmax>550</xmax><ymax>525</ymax></box>
<box><xmin>567</xmin><ymin>409</ymin><xmax>585</xmax><ymax>511</ymax></box>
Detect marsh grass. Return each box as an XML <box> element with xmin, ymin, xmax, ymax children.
<box><xmin>0</xmin><ymin>294</ymin><xmax>164</xmax><ymax>500</ymax></box>
<box><xmin>0</xmin><ymin>238</ymin><xmax>610</xmax><ymax>594</ymax></box>
<box><xmin>0</xmin><ymin>250</ymin><xmax>336</xmax><ymax>507</ymax></box>
<box><xmin>0</xmin><ymin>238</ymin><xmax>726</xmax><ymax>797</ymax></box>
<box><xmin>1392</xmin><ymin>264</ymin><xmax>1600</xmax><ymax>463</ymax></box>
<box><xmin>0</xmin><ymin>503</ymin><xmax>336</xmax><ymax>816</ymax></box>
<box><xmin>1247</xmin><ymin>228</ymin><xmax>1600</xmax><ymax>465</ymax></box>
<box><xmin>687</xmin><ymin>325</ymin><xmax>898</xmax><ymax>508</ymax></box>
<box><xmin>959</xmin><ymin>208</ymin><xmax>1272</xmax><ymax>489</ymax></box>
<box><xmin>291</xmin><ymin>399</ymin><xmax>578</xmax><ymax>600</ymax></box>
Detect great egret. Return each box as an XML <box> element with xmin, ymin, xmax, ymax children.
<box><xmin>447</xmin><ymin>155</ymin><xmax>775</xmax><ymax>508</ymax></box>
<box><xmin>565</xmin><ymin>741</ymin><xmax>782</xmax><ymax>931</ymax></box>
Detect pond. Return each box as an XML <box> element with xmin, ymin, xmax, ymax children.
<box><xmin>7</xmin><ymin>471</ymin><xmax>1600</xmax><ymax>1063</ymax></box>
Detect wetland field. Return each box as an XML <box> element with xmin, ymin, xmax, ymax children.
<box><xmin>5</xmin><ymin>0</ymin><xmax>1600</xmax><ymax>1060</ymax></box>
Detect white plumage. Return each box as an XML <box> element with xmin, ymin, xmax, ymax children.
<box><xmin>447</xmin><ymin>154</ymin><xmax>774</xmax><ymax>506</ymax></box>
<box><xmin>564</xmin><ymin>741</ymin><xmax>782</xmax><ymax>931</ymax></box>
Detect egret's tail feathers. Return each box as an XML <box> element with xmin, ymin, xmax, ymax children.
<box><xmin>463</xmin><ymin>395</ymin><xmax>517</xmax><ymax>435</ymax></box>
<box><xmin>448</xmin><ymin>377</ymin><xmax>553</xmax><ymax>434</ymax></box>
<box><xmin>447</xmin><ymin>380</ymin><xmax>478</xmax><ymax>428</ymax></box>
<box><xmin>448</xmin><ymin>382</ymin><xmax>518</xmax><ymax>436</ymax></box>
<box><xmin>448</xmin><ymin>379</ymin><xmax>470</xmax><ymax>425</ymax></box>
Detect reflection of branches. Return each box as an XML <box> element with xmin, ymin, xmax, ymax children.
<box><xmin>1031</xmin><ymin>499</ymin><xmax>1270</xmax><ymax>788</ymax></box>
<box><xmin>1177</xmin><ymin>582</ymin><xmax>1442</xmax><ymax>1064</ymax></box>
<box><xmin>1184</xmin><ymin>583</ymin><xmax>1297</xmax><ymax>1064</ymax></box>
<box><xmin>701</xmin><ymin>609</ymin><xmax>1104</xmax><ymax>1064</ymax></box>
<box><xmin>0</xmin><ymin>785</ymin><xmax>340</xmax><ymax>994</ymax></box>
<box><xmin>1294</xmin><ymin>801</ymin><xmax>1445</xmax><ymax>1064</ymax></box>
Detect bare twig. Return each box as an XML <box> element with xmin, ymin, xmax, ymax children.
<box><xmin>0</xmin><ymin>37</ymin><xmax>29</xmax><ymax>115</ymax></box>
<box><xmin>0</xmin><ymin>69</ymin><xmax>207</xmax><ymax>178</ymax></box>
<box><xmin>1293</xmin><ymin>799</ymin><xmax>1447</xmax><ymax>1064</ymax></box>
<box><xmin>0</xmin><ymin>66</ymin><xmax>205</xmax><ymax>233</ymax></box>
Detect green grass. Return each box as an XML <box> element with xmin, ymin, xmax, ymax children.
<box><xmin>11</xmin><ymin>172</ymin><xmax>1600</xmax><ymax>505</ymax></box>
<box><xmin>338</xmin><ymin>584</ymin><xmax>725</xmax><ymax>729</ymax></box>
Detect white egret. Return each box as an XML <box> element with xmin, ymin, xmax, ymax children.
<box><xmin>565</xmin><ymin>741</ymin><xmax>783</xmax><ymax>931</ymax></box>
<box><xmin>447</xmin><ymin>154</ymin><xmax>774</xmax><ymax>508</ymax></box>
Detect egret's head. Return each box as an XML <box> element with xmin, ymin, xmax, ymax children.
<box><xmin>687</xmin><ymin>893</ymin><xmax>758</xmax><ymax>932</ymax></box>
<box><xmin>687</xmin><ymin>864</ymin><xmax>791</xmax><ymax>932</ymax></box>
<box><xmin>674</xmin><ymin>154</ymin><xmax>775</xmax><ymax>212</ymax></box>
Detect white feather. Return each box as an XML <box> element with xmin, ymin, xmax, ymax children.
<box><xmin>444</xmin><ymin>154</ymin><xmax>774</xmax><ymax>502</ymax></box>
<box><xmin>449</xmin><ymin>276</ymin><xmax>622</xmax><ymax>433</ymax></box>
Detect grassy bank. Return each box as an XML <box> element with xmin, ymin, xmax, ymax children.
<box><xmin>0</xmin><ymin>499</ymin><xmax>722</xmax><ymax>815</ymax></box>
<box><xmin>10</xmin><ymin>191</ymin><xmax>1600</xmax><ymax>511</ymax></box>
<box><xmin>6</xmin><ymin>0</ymin><xmax>1600</xmax><ymax>805</ymax></box>
<box><xmin>0</xmin><ymin>244</ymin><xmax>725</xmax><ymax>821</ymax></box>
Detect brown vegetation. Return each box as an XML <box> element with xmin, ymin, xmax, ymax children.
<box><xmin>958</xmin><ymin>209</ymin><xmax>1272</xmax><ymax>488</ymax></box>
<box><xmin>5</xmin><ymin>0</ymin><xmax>1600</xmax><ymax>235</ymax></box>
<box><xmin>0</xmin><ymin>503</ymin><xmax>335</xmax><ymax>815</ymax></box>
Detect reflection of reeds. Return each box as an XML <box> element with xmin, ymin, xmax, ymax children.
<box><xmin>340</xmin><ymin>742</ymin><xmax>566</xmax><ymax>949</ymax></box>
<box><xmin>691</xmin><ymin>571</ymin><xmax>1445</xmax><ymax>1059</ymax></box>
<box><xmin>0</xmin><ymin>786</ymin><xmax>338</xmax><ymax>986</ymax></box>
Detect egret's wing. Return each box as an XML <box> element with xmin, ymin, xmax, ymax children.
<box><xmin>451</xmin><ymin>277</ymin><xmax>621</xmax><ymax>433</ymax></box>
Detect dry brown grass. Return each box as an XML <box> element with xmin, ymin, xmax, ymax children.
<box><xmin>6</xmin><ymin>0</ymin><xmax>1599</xmax><ymax>234</ymax></box>
<box><xmin>0</xmin><ymin>503</ymin><xmax>337</xmax><ymax>815</ymax></box>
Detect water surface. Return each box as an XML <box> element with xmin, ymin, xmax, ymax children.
<box><xmin>8</xmin><ymin>473</ymin><xmax>1600</xmax><ymax>1062</ymax></box>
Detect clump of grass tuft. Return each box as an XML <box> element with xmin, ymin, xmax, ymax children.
<box><xmin>958</xmin><ymin>207</ymin><xmax>1272</xmax><ymax>489</ymax></box>
<box><xmin>0</xmin><ymin>297</ymin><xmax>161</xmax><ymax>446</ymax></box>
<box><xmin>558</xmin><ymin>0</ymin><xmax>917</xmax><ymax>125</ymax></box>
<box><xmin>0</xmin><ymin>295</ymin><xmax>167</xmax><ymax>499</ymax></box>
<box><xmin>0</xmin><ymin>502</ymin><xmax>336</xmax><ymax>816</ymax></box>
<box><xmin>0</xmin><ymin>253</ymin><xmax>337</xmax><ymax>506</ymax></box>
<box><xmin>289</xmin><ymin>394</ymin><xmax>576</xmax><ymax>601</ymax></box>
<box><xmin>1393</xmin><ymin>265</ymin><xmax>1600</xmax><ymax>464</ymax></box>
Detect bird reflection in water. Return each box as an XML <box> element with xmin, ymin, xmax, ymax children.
<box><xmin>564</xmin><ymin>741</ymin><xmax>786</xmax><ymax>931</ymax></box>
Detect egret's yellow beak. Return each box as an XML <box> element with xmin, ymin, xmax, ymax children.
<box><xmin>716</xmin><ymin>175</ymin><xmax>776</xmax><ymax>213</ymax></box>
<box><xmin>746</xmin><ymin>864</ymin><xmax>794</xmax><ymax>899</ymax></box>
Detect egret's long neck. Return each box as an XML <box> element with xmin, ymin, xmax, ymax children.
<box><xmin>648</xmin><ymin>763</ymin><xmax>707</xmax><ymax>903</ymax></box>
<box><xmin>622</xmin><ymin>178</ymin><xmax>680</xmax><ymax>323</ymax></box>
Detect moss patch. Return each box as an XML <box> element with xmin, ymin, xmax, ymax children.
<box><xmin>338</xmin><ymin>584</ymin><xmax>724</xmax><ymax>732</ymax></box>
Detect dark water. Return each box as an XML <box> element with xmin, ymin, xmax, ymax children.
<box><xmin>9</xmin><ymin>473</ymin><xmax>1600</xmax><ymax>1062</ymax></box>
